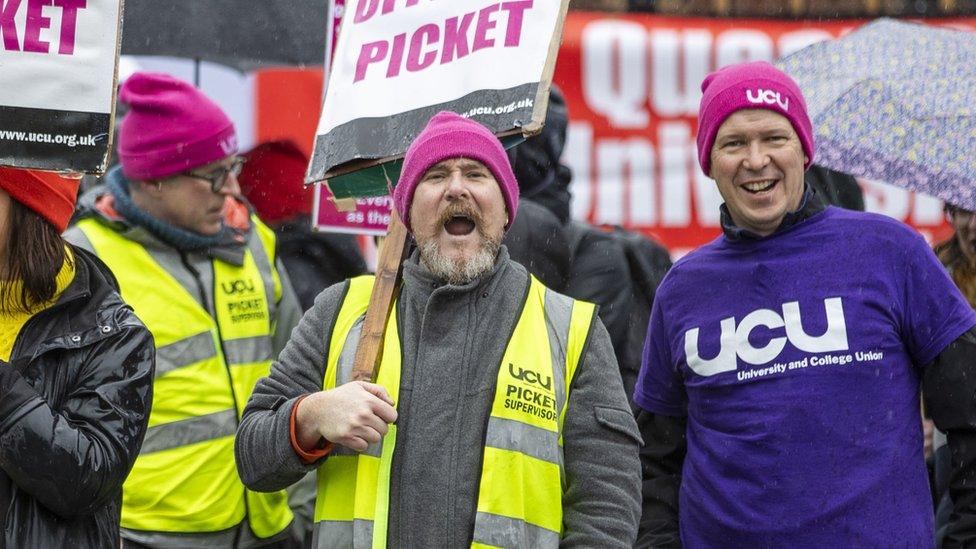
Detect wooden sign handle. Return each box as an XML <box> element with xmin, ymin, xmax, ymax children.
<box><xmin>351</xmin><ymin>208</ymin><xmax>410</xmax><ymax>382</ymax></box>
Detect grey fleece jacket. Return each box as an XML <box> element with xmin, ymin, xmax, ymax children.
<box><xmin>235</xmin><ymin>247</ymin><xmax>642</xmax><ymax>548</ymax></box>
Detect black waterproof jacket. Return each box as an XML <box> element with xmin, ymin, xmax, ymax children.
<box><xmin>0</xmin><ymin>246</ymin><xmax>154</xmax><ymax>548</ymax></box>
<box><xmin>504</xmin><ymin>199</ymin><xmax>572</xmax><ymax>292</ymax></box>
<box><xmin>273</xmin><ymin>216</ymin><xmax>368</xmax><ymax>312</ymax></box>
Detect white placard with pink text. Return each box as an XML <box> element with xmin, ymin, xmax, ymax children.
<box><xmin>308</xmin><ymin>0</ymin><xmax>564</xmax><ymax>183</ymax></box>
<box><xmin>0</xmin><ymin>0</ymin><xmax>122</xmax><ymax>172</ymax></box>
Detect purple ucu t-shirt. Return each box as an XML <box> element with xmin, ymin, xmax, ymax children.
<box><xmin>635</xmin><ymin>207</ymin><xmax>976</xmax><ymax>547</ymax></box>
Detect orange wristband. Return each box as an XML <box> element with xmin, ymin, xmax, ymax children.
<box><xmin>290</xmin><ymin>394</ymin><xmax>333</xmax><ymax>464</ymax></box>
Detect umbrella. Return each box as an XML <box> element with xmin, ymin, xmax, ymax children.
<box><xmin>120</xmin><ymin>0</ymin><xmax>329</xmax><ymax>72</ymax></box>
<box><xmin>776</xmin><ymin>18</ymin><xmax>976</xmax><ymax>210</ymax></box>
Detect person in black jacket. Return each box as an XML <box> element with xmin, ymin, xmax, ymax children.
<box><xmin>0</xmin><ymin>167</ymin><xmax>154</xmax><ymax>548</ymax></box>
<box><xmin>505</xmin><ymin>87</ymin><xmax>672</xmax><ymax>402</ymax></box>
<box><xmin>932</xmin><ymin>202</ymin><xmax>976</xmax><ymax>545</ymax></box>
<box><xmin>804</xmin><ymin>164</ymin><xmax>865</xmax><ymax>211</ymax></box>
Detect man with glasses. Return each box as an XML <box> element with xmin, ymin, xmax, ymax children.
<box><xmin>65</xmin><ymin>72</ymin><xmax>304</xmax><ymax>548</ymax></box>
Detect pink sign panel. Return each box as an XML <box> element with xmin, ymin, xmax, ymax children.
<box><xmin>313</xmin><ymin>184</ymin><xmax>392</xmax><ymax>236</ymax></box>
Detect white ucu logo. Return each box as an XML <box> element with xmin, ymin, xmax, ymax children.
<box><xmin>746</xmin><ymin>89</ymin><xmax>790</xmax><ymax>111</ymax></box>
<box><xmin>219</xmin><ymin>135</ymin><xmax>239</xmax><ymax>155</ymax></box>
<box><xmin>683</xmin><ymin>298</ymin><xmax>848</xmax><ymax>377</ymax></box>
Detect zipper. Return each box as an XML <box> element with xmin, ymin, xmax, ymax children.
<box><xmin>182</xmin><ymin>251</ymin><xmax>251</xmax><ymax>544</ymax></box>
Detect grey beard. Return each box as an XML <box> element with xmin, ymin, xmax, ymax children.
<box><xmin>419</xmin><ymin>236</ymin><xmax>500</xmax><ymax>285</ymax></box>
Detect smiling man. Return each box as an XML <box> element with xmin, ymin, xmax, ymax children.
<box><xmin>235</xmin><ymin>111</ymin><xmax>642</xmax><ymax>548</ymax></box>
<box><xmin>635</xmin><ymin>62</ymin><xmax>976</xmax><ymax>547</ymax></box>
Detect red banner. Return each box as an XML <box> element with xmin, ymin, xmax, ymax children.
<box><xmin>255</xmin><ymin>13</ymin><xmax>974</xmax><ymax>252</ymax></box>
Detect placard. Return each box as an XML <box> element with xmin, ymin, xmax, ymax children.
<box><xmin>0</xmin><ymin>0</ymin><xmax>122</xmax><ymax>172</ymax></box>
<box><xmin>314</xmin><ymin>191</ymin><xmax>393</xmax><ymax>236</ymax></box>
<box><xmin>307</xmin><ymin>0</ymin><xmax>569</xmax><ymax>186</ymax></box>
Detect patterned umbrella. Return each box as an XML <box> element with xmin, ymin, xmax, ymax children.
<box><xmin>776</xmin><ymin>18</ymin><xmax>976</xmax><ymax>210</ymax></box>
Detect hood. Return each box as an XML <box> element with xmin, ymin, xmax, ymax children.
<box><xmin>506</xmin><ymin>87</ymin><xmax>573</xmax><ymax>224</ymax></box>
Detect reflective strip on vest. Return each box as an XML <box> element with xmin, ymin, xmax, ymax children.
<box><xmin>312</xmin><ymin>275</ymin><xmax>594</xmax><ymax>548</ymax></box>
<box><xmin>329</xmin><ymin>314</ymin><xmax>384</xmax><ymax>460</ymax></box>
<box><xmin>154</xmin><ymin>330</ymin><xmax>217</xmax><ymax>379</ymax></box>
<box><xmin>76</xmin><ymin>217</ymin><xmax>293</xmax><ymax>538</ymax></box>
<box><xmin>139</xmin><ymin>408</ymin><xmax>238</xmax><ymax>454</ymax></box>
<box><xmin>223</xmin><ymin>334</ymin><xmax>274</xmax><ymax>365</ymax></box>
<box><xmin>483</xmin><ymin>417</ymin><xmax>561</xmax><ymax>465</ymax></box>
<box><xmin>311</xmin><ymin>519</ymin><xmax>374</xmax><ymax>548</ymax></box>
<box><xmin>248</xmin><ymin>220</ymin><xmax>281</xmax><ymax>322</ymax></box>
<box><xmin>544</xmin><ymin>288</ymin><xmax>572</xmax><ymax>438</ymax></box>
<box><xmin>471</xmin><ymin>511</ymin><xmax>562</xmax><ymax>548</ymax></box>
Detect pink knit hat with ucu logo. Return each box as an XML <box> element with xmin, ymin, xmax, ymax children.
<box><xmin>118</xmin><ymin>72</ymin><xmax>238</xmax><ymax>181</ymax></box>
<box><xmin>696</xmin><ymin>61</ymin><xmax>815</xmax><ymax>176</ymax></box>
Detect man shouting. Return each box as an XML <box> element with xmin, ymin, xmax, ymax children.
<box><xmin>236</xmin><ymin>112</ymin><xmax>642</xmax><ymax>548</ymax></box>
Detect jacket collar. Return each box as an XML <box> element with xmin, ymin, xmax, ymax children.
<box><xmin>720</xmin><ymin>184</ymin><xmax>826</xmax><ymax>241</ymax></box>
<box><xmin>75</xmin><ymin>182</ymin><xmax>251</xmax><ymax>266</ymax></box>
<box><xmin>11</xmin><ymin>246</ymin><xmax>126</xmax><ymax>364</ymax></box>
<box><xmin>402</xmin><ymin>245</ymin><xmax>513</xmax><ymax>299</ymax></box>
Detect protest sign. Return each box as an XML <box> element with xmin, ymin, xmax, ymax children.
<box><xmin>257</xmin><ymin>13</ymin><xmax>969</xmax><ymax>251</ymax></box>
<box><xmin>314</xmin><ymin>190</ymin><xmax>392</xmax><ymax>236</ymax></box>
<box><xmin>307</xmin><ymin>0</ymin><xmax>569</xmax><ymax>191</ymax></box>
<box><xmin>0</xmin><ymin>0</ymin><xmax>122</xmax><ymax>172</ymax></box>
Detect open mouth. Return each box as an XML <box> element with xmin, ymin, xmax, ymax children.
<box><xmin>444</xmin><ymin>214</ymin><xmax>476</xmax><ymax>236</ymax></box>
<box><xmin>741</xmin><ymin>179</ymin><xmax>778</xmax><ymax>194</ymax></box>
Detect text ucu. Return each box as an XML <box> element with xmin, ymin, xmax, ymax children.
<box><xmin>508</xmin><ymin>363</ymin><xmax>552</xmax><ymax>391</ymax></box>
<box><xmin>683</xmin><ymin>297</ymin><xmax>848</xmax><ymax>377</ymax></box>
<box><xmin>221</xmin><ymin>279</ymin><xmax>256</xmax><ymax>295</ymax></box>
<box><xmin>745</xmin><ymin>89</ymin><xmax>789</xmax><ymax>111</ymax></box>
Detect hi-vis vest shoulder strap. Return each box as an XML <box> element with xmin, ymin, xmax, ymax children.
<box><xmin>76</xmin><ymin>217</ymin><xmax>292</xmax><ymax>539</ymax></box>
<box><xmin>312</xmin><ymin>275</ymin><xmax>596</xmax><ymax>549</ymax></box>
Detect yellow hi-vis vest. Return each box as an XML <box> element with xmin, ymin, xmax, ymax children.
<box><xmin>77</xmin><ymin>217</ymin><xmax>293</xmax><ymax>538</ymax></box>
<box><xmin>312</xmin><ymin>275</ymin><xmax>596</xmax><ymax>549</ymax></box>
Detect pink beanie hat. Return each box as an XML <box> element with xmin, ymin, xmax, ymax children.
<box><xmin>118</xmin><ymin>72</ymin><xmax>238</xmax><ymax>181</ymax></box>
<box><xmin>394</xmin><ymin>111</ymin><xmax>519</xmax><ymax>233</ymax></box>
<box><xmin>696</xmin><ymin>61</ymin><xmax>815</xmax><ymax>176</ymax></box>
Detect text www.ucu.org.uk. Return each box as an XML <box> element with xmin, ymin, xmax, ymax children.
<box><xmin>0</xmin><ymin>129</ymin><xmax>99</xmax><ymax>148</ymax></box>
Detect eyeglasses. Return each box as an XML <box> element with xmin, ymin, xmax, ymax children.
<box><xmin>183</xmin><ymin>157</ymin><xmax>246</xmax><ymax>193</ymax></box>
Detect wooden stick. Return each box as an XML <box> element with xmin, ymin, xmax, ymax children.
<box><xmin>351</xmin><ymin>208</ymin><xmax>410</xmax><ymax>382</ymax></box>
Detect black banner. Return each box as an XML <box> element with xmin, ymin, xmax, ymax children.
<box><xmin>308</xmin><ymin>82</ymin><xmax>539</xmax><ymax>183</ymax></box>
<box><xmin>0</xmin><ymin>105</ymin><xmax>110</xmax><ymax>172</ymax></box>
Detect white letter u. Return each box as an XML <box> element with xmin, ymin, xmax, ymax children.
<box><xmin>685</xmin><ymin>317</ymin><xmax>738</xmax><ymax>377</ymax></box>
<box><xmin>783</xmin><ymin>298</ymin><xmax>848</xmax><ymax>353</ymax></box>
